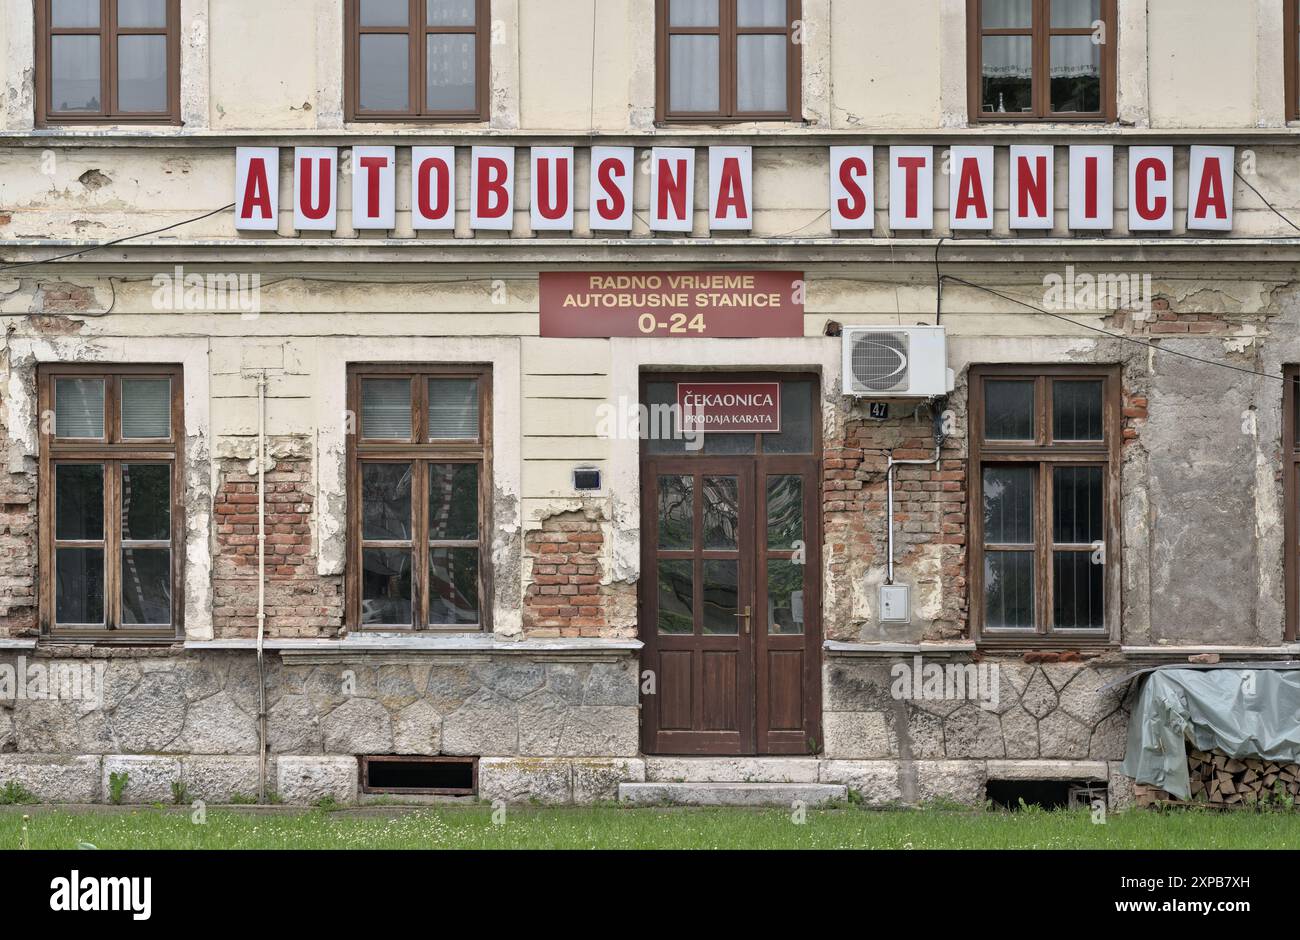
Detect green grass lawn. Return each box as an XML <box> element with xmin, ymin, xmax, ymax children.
<box><xmin>1</xmin><ymin>804</ymin><xmax>1299</xmax><ymax>850</ymax></box>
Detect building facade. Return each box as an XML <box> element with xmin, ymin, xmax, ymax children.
<box><xmin>0</xmin><ymin>0</ymin><xmax>1298</xmax><ymax>807</ymax></box>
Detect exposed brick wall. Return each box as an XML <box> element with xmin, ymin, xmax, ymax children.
<box><xmin>523</xmin><ymin>510</ymin><xmax>634</xmax><ymax>639</ymax></box>
<box><xmin>823</xmin><ymin>406</ymin><xmax>967</xmax><ymax>642</ymax></box>
<box><xmin>0</xmin><ymin>470</ymin><xmax>37</xmax><ymax>637</ymax></box>
<box><xmin>1123</xmin><ymin>390</ymin><xmax>1148</xmax><ymax>446</ymax></box>
<box><xmin>0</xmin><ymin>360</ymin><xmax>37</xmax><ymax>637</ymax></box>
<box><xmin>212</xmin><ymin>458</ymin><xmax>342</xmax><ymax>638</ymax></box>
<box><xmin>1109</xmin><ymin>298</ymin><xmax>1236</xmax><ymax>336</ymax></box>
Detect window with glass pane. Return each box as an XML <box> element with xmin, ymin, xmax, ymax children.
<box><xmin>1288</xmin><ymin>1</ymin><xmax>1300</xmax><ymax>123</ymax></box>
<box><xmin>121</xmin><ymin>378</ymin><xmax>171</xmax><ymax>439</ymax></box>
<box><xmin>428</xmin><ymin>378</ymin><xmax>479</xmax><ymax>440</ymax></box>
<box><xmin>349</xmin><ymin>0</ymin><xmax>487</xmax><ymax>120</ymax></box>
<box><xmin>970</xmin><ymin>0</ymin><xmax>1113</xmax><ymax>121</ymax></box>
<box><xmin>41</xmin><ymin>367</ymin><xmax>182</xmax><ymax>637</ymax></box>
<box><xmin>659</xmin><ymin>0</ymin><xmax>800</xmax><ymax>121</ymax></box>
<box><xmin>766</xmin><ymin>474</ymin><xmax>805</xmax><ymax>636</ymax></box>
<box><xmin>39</xmin><ymin>0</ymin><xmax>177</xmax><ymax>124</ymax></box>
<box><xmin>55</xmin><ymin>378</ymin><xmax>106</xmax><ymax>439</ymax></box>
<box><xmin>1283</xmin><ymin>366</ymin><xmax>1300</xmax><ymax>642</ymax></box>
<box><xmin>350</xmin><ymin>367</ymin><xmax>490</xmax><ymax>630</ymax></box>
<box><xmin>972</xmin><ymin>366</ymin><xmax>1116</xmax><ymax>642</ymax></box>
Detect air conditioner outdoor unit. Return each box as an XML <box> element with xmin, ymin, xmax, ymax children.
<box><xmin>841</xmin><ymin>325</ymin><xmax>955</xmax><ymax>398</ymax></box>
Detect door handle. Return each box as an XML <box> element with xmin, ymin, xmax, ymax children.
<box><xmin>736</xmin><ymin>605</ymin><xmax>752</xmax><ymax>635</ymax></box>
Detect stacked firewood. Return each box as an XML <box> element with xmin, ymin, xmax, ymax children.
<box><xmin>1187</xmin><ymin>750</ymin><xmax>1300</xmax><ymax>807</ymax></box>
<box><xmin>1136</xmin><ymin>749</ymin><xmax>1300</xmax><ymax>809</ymax></box>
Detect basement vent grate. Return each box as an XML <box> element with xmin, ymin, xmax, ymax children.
<box><xmin>360</xmin><ymin>756</ymin><xmax>478</xmax><ymax>796</ymax></box>
<box><xmin>985</xmin><ymin>778</ymin><xmax>1106</xmax><ymax>811</ymax></box>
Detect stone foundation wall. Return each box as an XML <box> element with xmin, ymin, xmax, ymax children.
<box><xmin>0</xmin><ymin>649</ymin><xmax>641</xmax><ymax>804</ymax></box>
<box><xmin>822</xmin><ymin>656</ymin><xmax>1132</xmax><ymax>763</ymax></box>
<box><xmin>0</xmin><ymin>646</ymin><xmax>1147</xmax><ymax>807</ymax></box>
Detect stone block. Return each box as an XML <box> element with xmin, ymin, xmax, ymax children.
<box><xmin>572</xmin><ymin>758</ymin><xmax>645</xmax><ymax>803</ymax></box>
<box><xmin>182</xmin><ymin>756</ymin><xmax>263</xmax><ymax>803</ymax></box>
<box><xmin>646</xmin><ymin>757</ymin><xmax>821</xmax><ymax>783</ymax></box>
<box><xmin>103</xmin><ymin>755</ymin><xmax>182</xmax><ymax>804</ymax></box>
<box><xmin>321</xmin><ymin>697</ymin><xmax>393</xmax><ymax>754</ymax></box>
<box><xmin>0</xmin><ymin>754</ymin><xmax>101</xmax><ymax>803</ymax></box>
<box><xmin>276</xmin><ymin>755</ymin><xmax>358</xmax><ymax>805</ymax></box>
<box><xmin>822</xmin><ymin>711</ymin><xmax>894</xmax><ymax>759</ymax></box>
<box><xmin>915</xmin><ymin>760</ymin><xmax>986</xmax><ymax>805</ymax></box>
<box><xmin>478</xmin><ymin>757</ymin><xmax>572</xmax><ymax>805</ymax></box>
<box><xmin>818</xmin><ymin>760</ymin><xmax>904</xmax><ymax>806</ymax></box>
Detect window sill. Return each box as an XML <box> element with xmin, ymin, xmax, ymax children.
<box><xmin>976</xmin><ymin>634</ymin><xmax>1117</xmax><ymax>654</ymax></box>
<box><xmin>968</xmin><ymin>116</ymin><xmax>1115</xmax><ymax>126</ymax></box>
<box><xmin>654</xmin><ymin>118</ymin><xmax>808</xmax><ymax>129</ymax></box>
<box><xmin>824</xmin><ymin>640</ymin><xmax>976</xmax><ymax>658</ymax></box>
<box><xmin>185</xmin><ymin>635</ymin><xmax>642</xmax><ymax>655</ymax></box>
<box><xmin>39</xmin><ymin>634</ymin><xmax>182</xmax><ymax>648</ymax></box>
<box><xmin>344</xmin><ymin>116</ymin><xmax>488</xmax><ymax>127</ymax></box>
<box><xmin>38</xmin><ymin>117</ymin><xmax>182</xmax><ymax>128</ymax></box>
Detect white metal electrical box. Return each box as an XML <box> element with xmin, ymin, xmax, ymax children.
<box><xmin>879</xmin><ymin>584</ymin><xmax>912</xmax><ymax>623</ymax></box>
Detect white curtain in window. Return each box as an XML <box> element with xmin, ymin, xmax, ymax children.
<box><xmin>1050</xmin><ymin>36</ymin><xmax>1099</xmax><ymax>78</ymax></box>
<box><xmin>982</xmin><ymin>38</ymin><xmax>1032</xmax><ymax>79</ymax></box>
<box><xmin>736</xmin><ymin>35</ymin><xmax>786</xmax><ymax>112</ymax></box>
<box><xmin>670</xmin><ymin>36</ymin><xmax>719</xmax><ymax>112</ymax></box>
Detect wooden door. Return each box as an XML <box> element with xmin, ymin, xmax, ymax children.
<box><xmin>640</xmin><ymin>459</ymin><xmax>756</xmax><ymax>754</ymax></box>
<box><xmin>638</xmin><ymin>373</ymin><xmax>823</xmax><ymax>756</ymax></box>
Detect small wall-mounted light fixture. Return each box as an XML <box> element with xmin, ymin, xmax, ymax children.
<box><xmin>573</xmin><ymin>466</ymin><xmax>602</xmax><ymax>492</ymax></box>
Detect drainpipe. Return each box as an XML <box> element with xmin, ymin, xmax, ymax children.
<box><xmin>256</xmin><ymin>371</ymin><xmax>268</xmax><ymax>802</ymax></box>
<box><xmin>884</xmin><ymin>401</ymin><xmax>949</xmax><ymax>585</ymax></box>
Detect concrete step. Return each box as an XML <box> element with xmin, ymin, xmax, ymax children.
<box><xmin>644</xmin><ymin>757</ymin><xmax>821</xmax><ymax>784</ymax></box>
<box><xmin>618</xmin><ymin>782</ymin><xmax>847</xmax><ymax>807</ymax></box>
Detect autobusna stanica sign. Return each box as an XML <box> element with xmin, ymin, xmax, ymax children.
<box><xmin>234</xmin><ymin>144</ymin><xmax>1235</xmax><ymax>234</ymax></box>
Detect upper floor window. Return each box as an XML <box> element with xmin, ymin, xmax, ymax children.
<box><xmin>968</xmin><ymin>0</ymin><xmax>1116</xmax><ymax>122</ymax></box>
<box><xmin>345</xmin><ymin>0</ymin><xmax>489</xmax><ymax>122</ymax></box>
<box><xmin>969</xmin><ymin>365</ymin><xmax>1120</xmax><ymax>646</ymax></box>
<box><xmin>36</xmin><ymin>0</ymin><xmax>180</xmax><ymax>126</ymax></box>
<box><xmin>656</xmin><ymin>0</ymin><xmax>802</xmax><ymax>123</ymax></box>
<box><xmin>348</xmin><ymin>365</ymin><xmax>491</xmax><ymax>631</ymax></box>
<box><xmin>39</xmin><ymin>365</ymin><xmax>184</xmax><ymax>641</ymax></box>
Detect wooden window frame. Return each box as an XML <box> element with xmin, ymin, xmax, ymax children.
<box><xmin>35</xmin><ymin>0</ymin><xmax>181</xmax><ymax>127</ymax></box>
<box><xmin>1287</xmin><ymin>0</ymin><xmax>1299</xmax><ymax>122</ymax></box>
<box><xmin>346</xmin><ymin>364</ymin><xmax>492</xmax><ymax>633</ymax></box>
<box><xmin>966</xmin><ymin>0</ymin><xmax>1117</xmax><ymax>124</ymax></box>
<box><xmin>38</xmin><ymin>364</ymin><xmax>185</xmax><ymax>643</ymax></box>
<box><xmin>344</xmin><ymin>0</ymin><xmax>489</xmax><ymax>123</ymax></box>
<box><xmin>969</xmin><ymin>365</ymin><xmax>1122</xmax><ymax>648</ymax></box>
<box><xmin>655</xmin><ymin>0</ymin><xmax>803</xmax><ymax>124</ymax></box>
<box><xmin>1284</xmin><ymin>367</ymin><xmax>1300</xmax><ymax>642</ymax></box>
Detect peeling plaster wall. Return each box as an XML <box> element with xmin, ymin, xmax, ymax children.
<box><xmin>6</xmin><ymin>143</ymin><xmax>1300</xmax><ymax>246</ymax></box>
<box><xmin>0</xmin><ymin>335</ymin><xmax>213</xmax><ymax>640</ymax></box>
<box><xmin>314</xmin><ymin>336</ymin><xmax>523</xmax><ymax>637</ymax></box>
<box><xmin>1</xmin><ymin>268</ymin><xmax>1297</xmax><ymax>647</ymax></box>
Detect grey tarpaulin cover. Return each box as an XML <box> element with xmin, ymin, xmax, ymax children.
<box><xmin>1120</xmin><ymin>668</ymin><xmax>1300</xmax><ymax>799</ymax></box>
